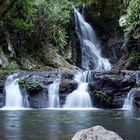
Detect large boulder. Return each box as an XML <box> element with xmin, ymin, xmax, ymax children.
<box><xmin>28</xmin><ymin>88</ymin><xmax>48</xmax><ymax>108</ymax></box>
<box><xmin>72</xmin><ymin>126</ymin><xmax>123</xmax><ymax>140</ymax></box>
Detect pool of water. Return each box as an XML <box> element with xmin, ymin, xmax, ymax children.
<box><xmin>0</xmin><ymin>109</ymin><xmax>140</xmax><ymax>140</ymax></box>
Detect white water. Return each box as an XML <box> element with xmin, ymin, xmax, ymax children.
<box><xmin>64</xmin><ymin>72</ymin><xmax>92</xmax><ymax>108</ymax></box>
<box><xmin>135</xmin><ymin>71</ymin><xmax>140</xmax><ymax>84</ymax></box>
<box><xmin>4</xmin><ymin>75</ymin><xmax>23</xmax><ymax>108</ymax></box>
<box><xmin>123</xmin><ymin>89</ymin><xmax>135</xmax><ymax>110</ymax></box>
<box><xmin>48</xmin><ymin>79</ymin><xmax>60</xmax><ymax>108</ymax></box>
<box><xmin>80</xmin><ymin>71</ymin><xmax>94</xmax><ymax>83</ymax></box>
<box><xmin>74</xmin><ymin>9</ymin><xmax>111</xmax><ymax>71</ymax></box>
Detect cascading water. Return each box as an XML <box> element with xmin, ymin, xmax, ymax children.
<box><xmin>1</xmin><ymin>9</ymin><xmax>112</xmax><ymax>110</ymax></box>
<box><xmin>122</xmin><ymin>71</ymin><xmax>140</xmax><ymax>110</ymax></box>
<box><xmin>63</xmin><ymin>9</ymin><xmax>112</xmax><ymax>108</ymax></box>
<box><xmin>64</xmin><ymin>72</ymin><xmax>92</xmax><ymax>108</ymax></box>
<box><xmin>80</xmin><ymin>71</ymin><xmax>94</xmax><ymax>83</ymax></box>
<box><xmin>4</xmin><ymin>75</ymin><xmax>23</xmax><ymax>108</ymax></box>
<box><xmin>74</xmin><ymin>9</ymin><xmax>111</xmax><ymax>71</ymax></box>
<box><xmin>123</xmin><ymin>89</ymin><xmax>135</xmax><ymax>110</ymax></box>
<box><xmin>48</xmin><ymin>79</ymin><xmax>60</xmax><ymax>108</ymax></box>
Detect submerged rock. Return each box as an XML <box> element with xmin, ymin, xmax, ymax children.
<box><xmin>72</xmin><ymin>126</ymin><xmax>123</xmax><ymax>140</ymax></box>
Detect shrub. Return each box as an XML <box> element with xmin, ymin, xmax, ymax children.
<box><xmin>18</xmin><ymin>79</ymin><xmax>26</xmax><ymax>88</ymax></box>
<box><xmin>27</xmin><ymin>81</ymin><xmax>42</xmax><ymax>93</ymax></box>
<box><xmin>128</xmin><ymin>52</ymin><xmax>140</xmax><ymax>67</ymax></box>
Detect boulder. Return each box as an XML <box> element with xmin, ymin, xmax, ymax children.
<box><xmin>28</xmin><ymin>88</ymin><xmax>48</xmax><ymax>108</ymax></box>
<box><xmin>59</xmin><ymin>80</ymin><xmax>78</xmax><ymax>94</ymax></box>
<box><xmin>0</xmin><ymin>91</ymin><xmax>5</xmax><ymax>107</ymax></box>
<box><xmin>72</xmin><ymin>126</ymin><xmax>123</xmax><ymax>140</ymax></box>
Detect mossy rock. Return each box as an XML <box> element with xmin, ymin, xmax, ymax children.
<box><xmin>39</xmin><ymin>45</ymin><xmax>73</xmax><ymax>69</ymax></box>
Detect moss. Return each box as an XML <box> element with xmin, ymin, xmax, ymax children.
<box><xmin>38</xmin><ymin>46</ymin><xmax>72</xmax><ymax>69</ymax></box>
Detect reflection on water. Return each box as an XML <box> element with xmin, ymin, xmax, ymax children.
<box><xmin>0</xmin><ymin>110</ymin><xmax>140</xmax><ymax>140</ymax></box>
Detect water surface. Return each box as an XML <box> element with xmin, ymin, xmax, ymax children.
<box><xmin>0</xmin><ymin>110</ymin><xmax>140</xmax><ymax>140</ymax></box>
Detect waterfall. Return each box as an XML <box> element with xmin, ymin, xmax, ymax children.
<box><xmin>63</xmin><ymin>71</ymin><xmax>92</xmax><ymax>108</ymax></box>
<box><xmin>135</xmin><ymin>71</ymin><xmax>140</xmax><ymax>84</ymax></box>
<box><xmin>79</xmin><ymin>71</ymin><xmax>94</xmax><ymax>83</ymax></box>
<box><xmin>4</xmin><ymin>75</ymin><xmax>23</xmax><ymax>108</ymax></box>
<box><xmin>48</xmin><ymin>79</ymin><xmax>60</xmax><ymax>108</ymax></box>
<box><xmin>74</xmin><ymin>9</ymin><xmax>111</xmax><ymax>71</ymax></box>
<box><xmin>123</xmin><ymin>89</ymin><xmax>135</xmax><ymax>110</ymax></box>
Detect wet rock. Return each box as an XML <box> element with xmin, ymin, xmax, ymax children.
<box><xmin>59</xmin><ymin>80</ymin><xmax>78</xmax><ymax>94</ymax></box>
<box><xmin>61</xmin><ymin>72</ymin><xmax>74</xmax><ymax>80</ymax></box>
<box><xmin>28</xmin><ymin>88</ymin><xmax>48</xmax><ymax>108</ymax></box>
<box><xmin>72</xmin><ymin>126</ymin><xmax>123</xmax><ymax>140</ymax></box>
<box><xmin>59</xmin><ymin>80</ymin><xmax>78</xmax><ymax>105</ymax></box>
<box><xmin>133</xmin><ymin>88</ymin><xmax>140</xmax><ymax>108</ymax></box>
<box><xmin>88</xmin><ymin>71</ymin><xmax>136</xmax><ymax>108</ymax></box>
<box><xmin>0</xmin><ymin>92</ymin><xmax>5</xmax><ymax>107</ymax></box>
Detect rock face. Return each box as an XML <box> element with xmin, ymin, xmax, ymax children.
<box><xmin>0</xmin><ymin>91</ymin><xmax>5</xmax><ymax>107</ymax></box>
<box><xmin>72</xmin><ymin>126</ymin><xmax>123</xmax><ymax>140</ymax></box>
<box><xmin>18</xmin><ymin>71</ymin><xmax>75</xmax><ymax>108</ymax></box>
<box><xmin>59</xmin><ymin>80</ymin><xmax>78</xmax><ymax>105</ymax></box>
<box><xmin>88</xmin><ymin>71</ymin><xmax>136</xmax><ymax>108</ymax></box>
<box><xmin>28</xmin><ymin>89</ymin><xmax>48</xmax><ymax>108</ymax></box>
<box><xmin>1</xmin><ymin>70</ymin><xmax>140</xmax><ymax>109</ymax></box>
<box><xmin>132</xmin><ymin>88</ymin><xmax>140</xmax><ymax>108</ymax></box>
<box><xmin>39</xmin><ymin>46</ymin><xmax>73</xmax><ymax>69</ymax></box>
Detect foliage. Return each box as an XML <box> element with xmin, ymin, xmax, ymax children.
<box><xmin>94</xmin><ymin>90</ymin><xmax>109</xmax><ymax>102</ymax></box>
<box><xmin>11</xmin><ymin>19</ymin><xmax>33</xmax><ymax>31</ymax></box>
<box><xmin>18</xmin><ymin>79</ymin><xmax>26</xmax><ymax>88</ymax></box>
<box><xmin>2</xmin><ymin>61</ymin><xmax>19</xmax><ymax>70</ymax></box>
<box><xmin>27</xmin><ymin>81</ymin><xmax>42</xmax><ymax>93</ymax></box>
<box><xmin>37</xmin><ymin>0</ymin><xmax>72</xmax><ymax>47</ymax></box>
<box><xmin>8</xmin><ymin>0</ymin><xmax>36</xmax><ymax>32</ymax></box>
<box><xmin>128</xmin><ymin>52</ymin><xmax>140</xmax><ymax>67</ymax></box>
<box><xmin>119</xmin><ymin>0</ymin><xmax>140</xmax><ymax>69</ymax></box>
<box><xmin>119</xmin><ymin>0</ymin><xmax>140</xmax><ymax>32</ymax></box>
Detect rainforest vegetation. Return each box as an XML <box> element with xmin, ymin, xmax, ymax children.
<box><xmin>0</xmin><ymin>0</ymin><xmax>139</xmax><ymax>71</ymax></box>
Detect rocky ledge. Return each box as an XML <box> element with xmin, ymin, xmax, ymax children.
<box><xmin>0</xmin><ymin>70</ymin><xmax>140</xmax><ymax>109</ymax></box>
